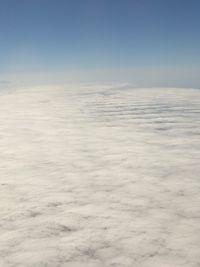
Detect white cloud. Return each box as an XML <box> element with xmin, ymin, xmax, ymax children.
<box><xmin>0</xmin><ymin>85</ymin><xmax>200</xmax><ymax>267</ymax></box>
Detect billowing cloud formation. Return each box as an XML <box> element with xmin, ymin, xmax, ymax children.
<box><xmin>0</xmin><ymin>85</ymin><xmax>200</xmax><ymax>267</ymax></box>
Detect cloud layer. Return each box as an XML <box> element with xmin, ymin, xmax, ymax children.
<box><xmin>0</xmin><ymin>85</ymin><xmax>200</xmax><ymax>267</ymax></box>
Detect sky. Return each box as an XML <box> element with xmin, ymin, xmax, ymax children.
<box><xmin>0</xmin><ymin>0</ymin><xmax>200</xmax><ymax>87</ymax></box>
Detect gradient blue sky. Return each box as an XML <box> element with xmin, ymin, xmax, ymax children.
<box><xmin>1</xmin><ymin>0</ymin><xmax>200</xmax><ymax>87</ymax></box>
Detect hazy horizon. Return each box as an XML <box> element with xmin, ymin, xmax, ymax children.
<box><xmin>1</xmin><ymin>0</ymin><xmax>200</xmax><ymax>88</ymax></box>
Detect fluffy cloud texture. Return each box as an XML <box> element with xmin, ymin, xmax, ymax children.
<box><xmin>0</xmin><ymin>85</ymin><xmax>200</xmax><ymax>267</ymax></box>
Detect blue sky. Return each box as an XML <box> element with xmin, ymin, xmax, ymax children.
<box><xmin>1</xmin><ymin>0</ymin><xmax>200</xmax><ymax>87</ymax></box>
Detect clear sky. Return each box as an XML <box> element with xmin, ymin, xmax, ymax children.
<box><xmin>1</xmin><ymin>0</ymin><xmax>200</xmax><ymax>87</ymax></box>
